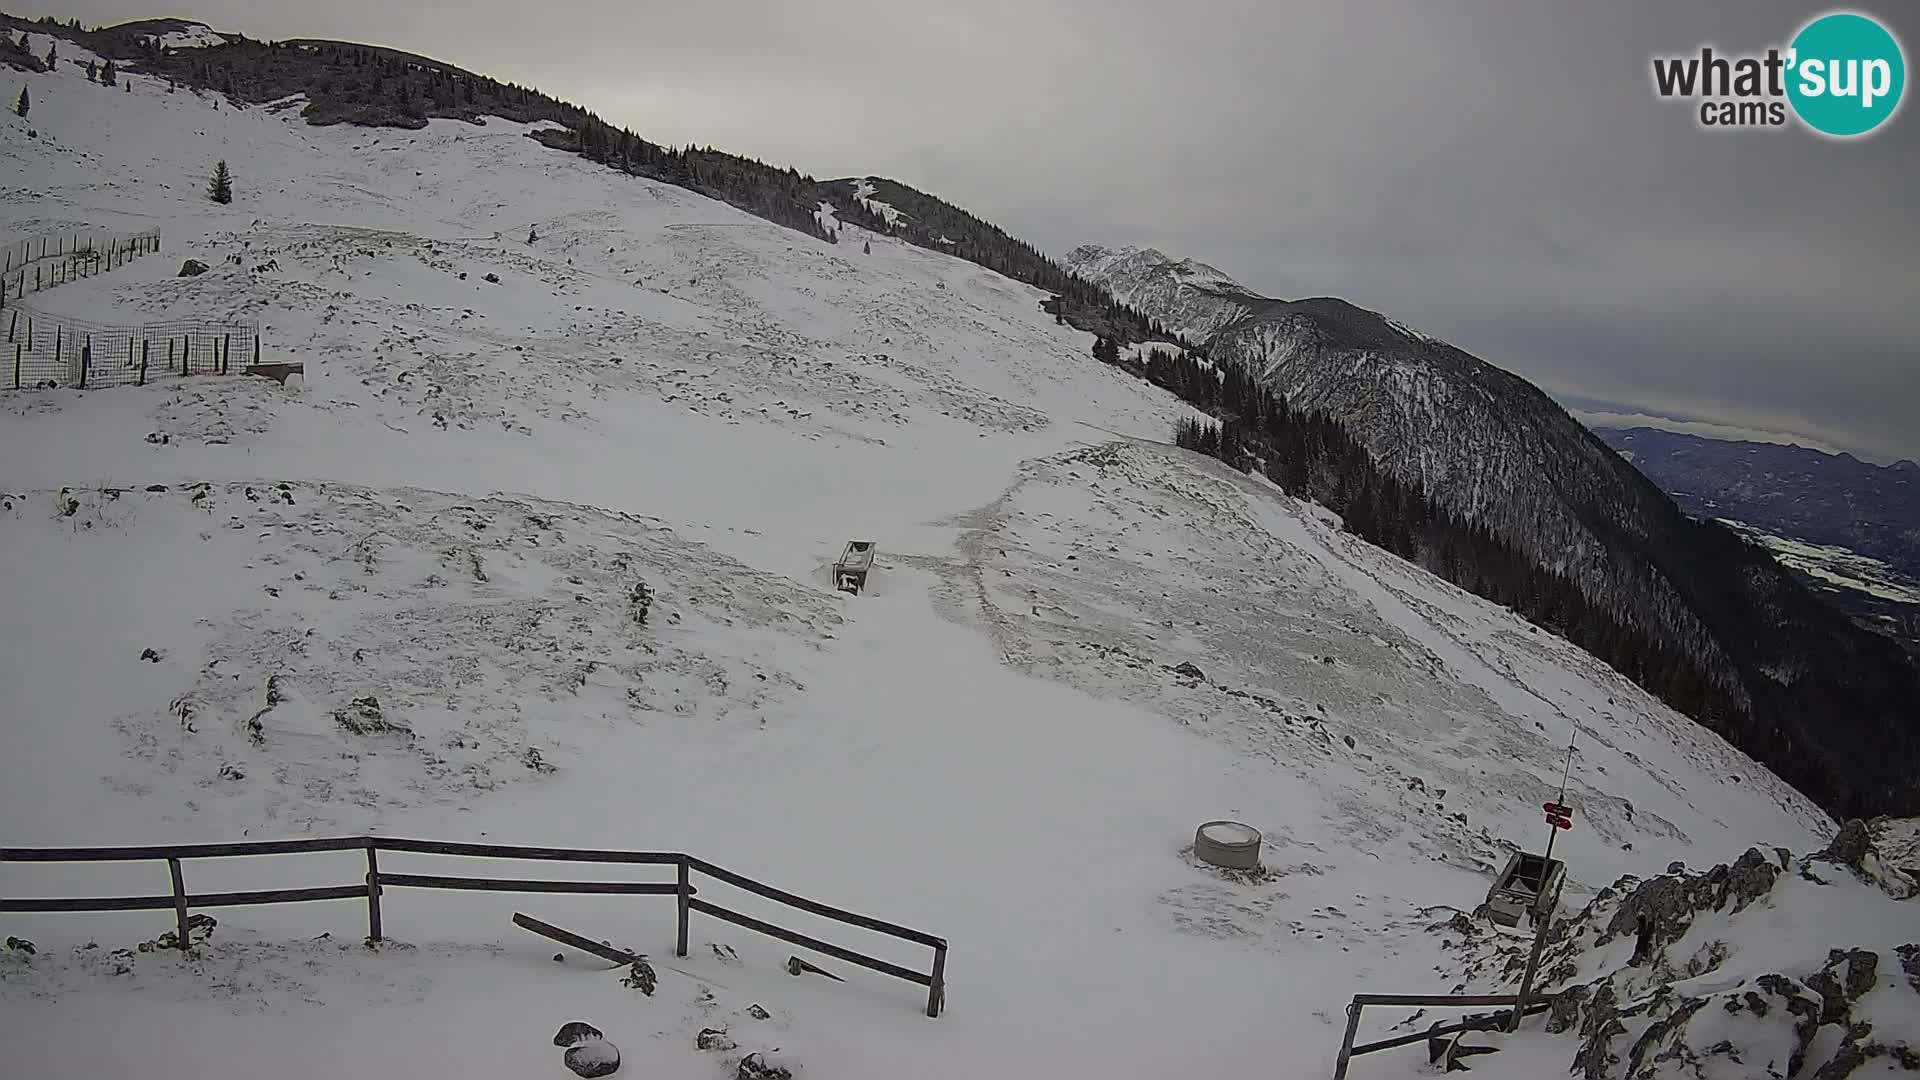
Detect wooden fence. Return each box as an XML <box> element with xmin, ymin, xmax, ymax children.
<box><xmin>1</xmin><ymin>836</ymin><xmax>947</xmax><ymax>1017</ymax></box>
<box><xmin>0</xmin><ymin>228</ymin><xmax>163</xmax><ymax>306</ymax></box>
<box><xmin>1330</xmin><ymin>992</ymin><xmax>1552</xmax><ymax>1078</ymax></box>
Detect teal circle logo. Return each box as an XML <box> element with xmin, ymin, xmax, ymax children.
<box><xmin>1787</xmin><ymin>12</ymin><xmax>1905</xmax><ymax>137</ymax></box>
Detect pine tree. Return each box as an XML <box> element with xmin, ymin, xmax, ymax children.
<box><xmin>526</xmin><ymin>225</ymin><xmax>538</xmax><ymax>244</ymax></box>
<box><xmin>100</xmin><ymin>59</ymin><xmax>116</xmax><ymax>86</ymax></box>
<box><xmin>862</xmin><ymin>239</ymin><xmax>871</xmax><ymax>255</ymax></box>
<box><xmin>208</xmin><ymin>160</ymin><xmax>234</xmax><ymax>204</ymax></box>
<box><xmin>13</xmin><ymin>85</ymin><xmax>27</xmax><ymax>118</ymax></box>
<box><xmin>86</xmin><ymin>59</ymin><xmax>97</xmax><ymax>82</ymax></box>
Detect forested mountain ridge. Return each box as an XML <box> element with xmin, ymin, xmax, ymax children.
<box><xmin>1068</xmin><ymin>245</ymin><xmax>1920</xmax><ymax>819</ymax></box>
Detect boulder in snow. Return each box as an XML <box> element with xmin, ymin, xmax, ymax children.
<box><xmin>736</xmin><ymin>1053</ymin><xmax>791</xmax><ymax>1080</ymax></box>
<box><xmin>563</xmin><ymin>1039</ymin><xmax>620</xmax><ymax>1077</ymax></box>
<box><xmin>552</xmin><ymin>1021</ymin><xmax>603</xmax><ymax>1047</ymax></box>
<box><xmin>178</xmin><ymin>259</ymin><xmax>209</xmax><ymax>277</ymax></box>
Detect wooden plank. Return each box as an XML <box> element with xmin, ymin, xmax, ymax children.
<box><xmin>378</xmin><ymin>872</ymin><xmax>681</xmax><ymax>896</ymax></box>
<box><xmin>676</xmin><ymin>858</ymin><xmax>690</xmax><ymax>958</ymax></box>
<box><xmin>688</xmin><ymin>898</ymin><xmax>931</xmax><ymax>986</ymax></box>
<box><xmin>365</xmin><ymin>844</ymin><xmax>382</xmax><ymax>941</ymax></box>
<box><xmin>374</xmin><ymin>837</ymin><xmax>683</xmax><ymax>864</ymax></box>
<box><xmin>1</xmin><ymin>836</ymin><xmax>367</xmax><ymax>862</ymax></box>
<box><xmin>512</xmin><ymin>912</ymin><xmax>645</xmax><ymax>965</ymax></box>
<box><xmin>0</xmin><ymin>894</ymin><xmax>179</xmax><ymax>913</ymax></box>
<box><xmin>167</xmin><ymin>858</ymin><xmax>190</xmax><ymax>951</ymax></box>
<box><xmin>1351</xmin><ymin>993</ymin><xmax>1521</xmax><ymax>1007</ymax></box>
<box><xmin>1332</xmin><ymin>1001</ymin><xmax>1364</xmax><ymax>1080</ymax></box>
<box><xmin>685</xmin><ymin>856</ymin><xmax>944</xmax><ymax>948</ymax></box>
<box><xmin>927</xmin><ymin>944</ymin><xmax>947</xmax><ymax>1018</ymax></box>
<box><xmin>1347</xmin><ymin>1002</ymin><xmax>1547</xmax><ymax>1058</ymax></box>
<box><xmin>187</xmin><ymin>885</ymin><xmax>369</xmax><ymax>908</ymax></box>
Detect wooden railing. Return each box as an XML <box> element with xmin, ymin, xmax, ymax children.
<box><xmin>1331</xmin><ymin>992</ymin><xmax>1551</xmax><ymax>1078</ymax></box>
<box><xmin>1</xmin><ymin>836</ymin><xmax>947</xmax><ymax>1017</ymax></box>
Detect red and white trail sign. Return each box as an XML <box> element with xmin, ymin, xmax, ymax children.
<box><xmin>1543</xmin><ymin>801</ymin><xmax>1573</xmax><ymax>829</ymax></box>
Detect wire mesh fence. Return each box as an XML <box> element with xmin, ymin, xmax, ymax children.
<box><xmin>4</xmin><ymin>307</ymin><xmax>261</xmax><ymax>391</ymax></box>
<box><xmin>0</xmin><ymin>228</ymin><xmax>165</xmax><ymax>307</ymax></box>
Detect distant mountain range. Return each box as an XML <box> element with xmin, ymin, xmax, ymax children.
<box><xmin>1594</xmin><ymin>427</ymin><xmax>1920</xmax><ymax>583</ymax></box>
<box><xmin>1065</xmin><ymin>244</ymin><xmax>1920</xmax><ymax>818</ymax></box>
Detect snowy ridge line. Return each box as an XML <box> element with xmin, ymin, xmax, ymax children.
<box><xmin>1</xmin><ymin>833</ymin><xmax>950</xmax><ymax>1015</ymax></box>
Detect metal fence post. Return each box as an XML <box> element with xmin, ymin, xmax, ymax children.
<box><xmin>166</xmin><ymin>857</ymin><xmax>191</xmax><ymax>952</ymax></box>
<box><xmin>365</xmin><ymin>842</ymin><xmax>383</xmax><ymax>942</ymax></box>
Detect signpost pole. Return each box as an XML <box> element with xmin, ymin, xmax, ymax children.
<box><xmin>1510</xmin><ymin>733</ymin><xmax>1576</xmax><ymax>1031</ymax></box>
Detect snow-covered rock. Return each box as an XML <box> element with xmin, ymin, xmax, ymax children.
<box><xmin>1442</xmin><ymin>821</ymin><xmax>1919</xmax><ymax>1079</ymax></box>
<box><xmin>563</xmin><ymin>1038</ymin><xmax>621</xmax><ymax>1077</ymax></box>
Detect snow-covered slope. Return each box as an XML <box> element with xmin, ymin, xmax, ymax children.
<box><xmin>0</xmin><ymin>47</ymin><xmax>1876</xmax><ymax>1080</ymax></box>
<box><xmin>1060</xmin><ymin>245</ymin><xmax>1920</xmax><ymax>823</ymax></box>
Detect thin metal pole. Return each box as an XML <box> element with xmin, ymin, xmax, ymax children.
<box><xmin>1543</xmin><ymin>735</ymin><xmax>1574</xmax><ymax>864</ymax></box>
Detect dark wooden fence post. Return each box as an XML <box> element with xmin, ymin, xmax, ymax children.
<box><xmin>139</xmin><ymin>340</ymin><xmax>149</xmax><ymax>386</ymax></box>
<box><xmin>676</xmin><ymin>857</ymin><xmax>690</xmax><ymax>958</ymax></box>
<box><xmin>166</xmin><ymin>857</ymin><xmax>191</xmax><ymax>952</ymax></box>
<box><xmin>1332</xmin><ymin>1000</ymin><xmax>1363</xmax><ymax>1080</ymax></box>
<box><xmin>365</xmin><ymin>842</ymin><xmax>383</xmax><ymax>942</ymax></box>
<box><xmin>253</xmin><ymin>335</ymin><xmax>261</xmax><ymax>367</ymax></box>
<box><xmin>8</xmin><ymin>310</ymin><xmax>15</xmax><ymax>342</ymax></box>
<box><xmin>166</xmin><ymin>338</ymin><xmax>175</xmax><ymax>374</ymax></box>
<box><xmin>223</xmin><ymin>333</ymin><xmax>231</xmax><ymax>375</ymax></box>
<box><xmin>79</xmin><ymin>343</ymin><xmax>90</xmax><ymax>389</ymax></box>
<box><xmin>12</xmin><ymin>342</ymin><xmax>20</xmax><ymax>390</ymax></box>
<box><xmin>927</xmin><ymin>944</ymin><xmax>947</xmax><ymax>1018</ymax></box>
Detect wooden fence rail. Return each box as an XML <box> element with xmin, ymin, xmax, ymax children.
<box><xmin>1331</xmin><ymin>992</ymin><xmax>1552</xmax><ymax>1078</ymax></box>
<box><xmin>1</xmin><ymin>836</ymin><xmax>947</xmax><ymax>1017</ymax></box>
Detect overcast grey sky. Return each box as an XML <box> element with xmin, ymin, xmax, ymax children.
<box><xmin>26</xmin><ymin>1</ymin><xmax>1920</xmax><ymax>461</ymax></box>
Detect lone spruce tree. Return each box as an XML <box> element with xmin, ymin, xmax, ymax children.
<box><xmin>13</xmin><ymin>85</ymin><xmax>27</xmax><ymax>118</ymax></box>
<box><xmin>208</xmin><ymin>160</ymin><xmax>234</xmax><ymax>204</ymax></box>
<box><xmin>100</xmin><ymin>59</ymin><xmax>116</xmax><ymax>87</ymax></box>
